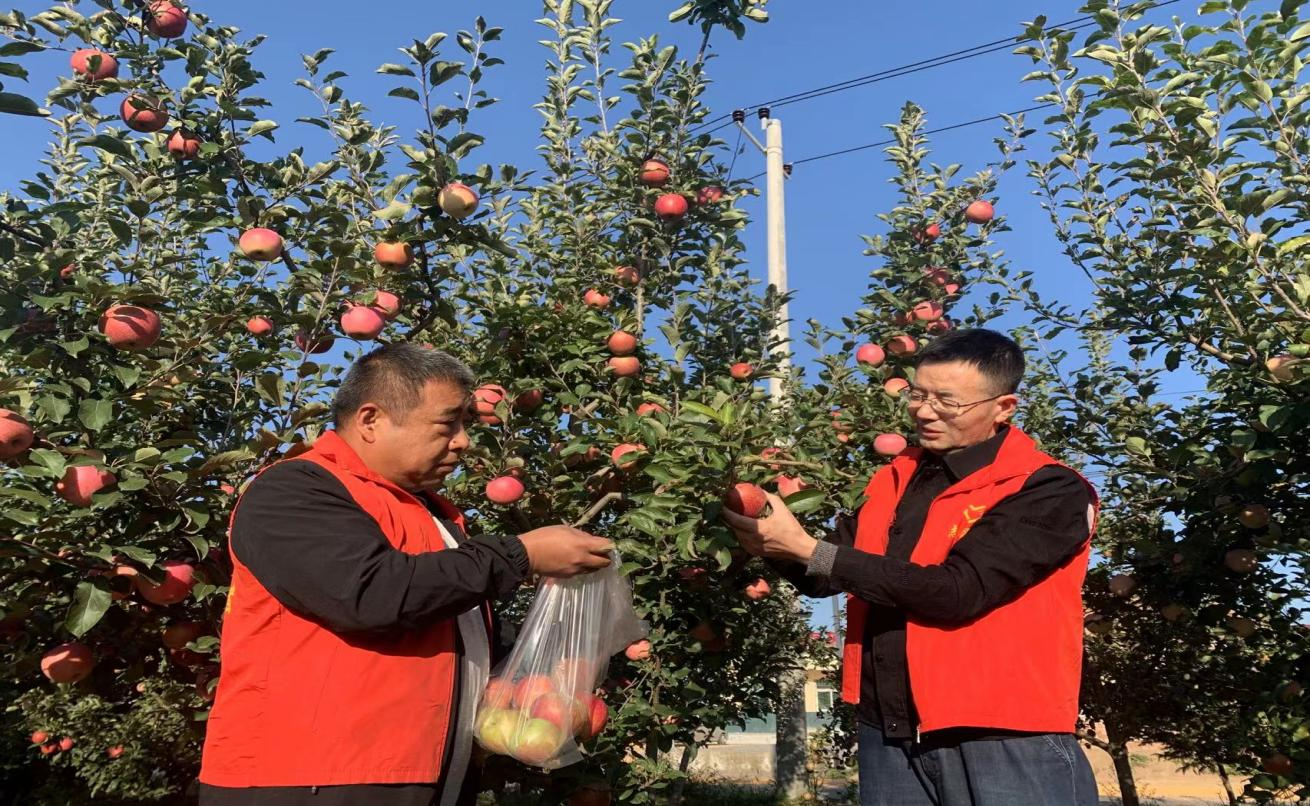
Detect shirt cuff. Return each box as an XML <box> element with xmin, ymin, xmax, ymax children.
<box><xmin>500</xmin><ymin>534</ymin><xmax>530</xmax><ymax>578</ymax></box>
<box><xmin>806</xmin><ymin>540</ymin><xmax>839</xmax><ymax>577</ymax></box>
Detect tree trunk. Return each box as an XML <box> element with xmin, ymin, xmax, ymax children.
<box><xmin>668</xmin><ymin>743</ymin><xmax>698</xmax><ymax>806</ymax></box>
<box><xmin>775</xmin><ymin>665</ymin><xmax>809</xmax><ymax>800</ymax></box>
<box><xmin>1216</xmin><ymin>762</ymin><xmax>1239</xmax><ymax>806</ymax></box>
<box><xmin>1102</xmin><ymin>722</ymin><xmax>1141</xmax><ymax>806</ymax></box>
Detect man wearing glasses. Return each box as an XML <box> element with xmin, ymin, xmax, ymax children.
<box><xmin>723</xmin><ymin>328</ymin><xmax>1100</xmax><ymax>806</ymax></box>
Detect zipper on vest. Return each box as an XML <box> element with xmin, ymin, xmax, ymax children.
<box><xmin>915</xmin><ymin>724</ymin><xmax>921</xmax><ymax>744</ymax></box>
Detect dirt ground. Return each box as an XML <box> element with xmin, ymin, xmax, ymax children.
<box><xmin>1085</xmin><ymin>742</ymin><xmax>1241</xmax><ymax>804</ymax></box>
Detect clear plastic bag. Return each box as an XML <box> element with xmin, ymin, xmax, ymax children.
<box><xmin>474</xmin><ymin>552</ymin><xmax>645</xmax><ymax>769</ymax></box>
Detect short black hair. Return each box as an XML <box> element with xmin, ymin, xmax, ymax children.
<box><xmin>912</xmin><ymin>328</ymin><xmax>1024</xmax><ymax>394</ymax></box>
<box><xmin>333</xmin><ymin>343</ymin><xmax>475</xmax><ymax>427</ymax></box>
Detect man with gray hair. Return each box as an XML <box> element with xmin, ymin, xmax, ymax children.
<box><xmin>199</xmin><ymin>343</ymin><xmax>613</xmax><ymax>806</ymax></box>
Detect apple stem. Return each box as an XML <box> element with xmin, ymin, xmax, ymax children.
<box><xmin>572</xmin><ymin>491</ymin><xmax>623</xmax><ymax>528</ymax></box>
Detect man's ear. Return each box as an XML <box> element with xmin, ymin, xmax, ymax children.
<box><xmin>995</xmin><ymin>394</ymin><xmax>1019</xmax><ymax>425</ymax></box>
<box><xmin>352</xmin><ymin>403</ymin><xmax>384</xmax><ymax>443</ymax></box>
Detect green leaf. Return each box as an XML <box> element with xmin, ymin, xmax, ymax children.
<box><xmin>0</xmin><ymin>92</ymin><xmax>46</xmax><ymax>117</ymax></box>
<box><xmin>247</xmin><ymin>120</ymin><xmax>279</xmax><ymax>139</ymax></box>
<box><xmin>388</xmin><ymin>86</ymin><xmax>421</xmax><ymax>102</ymax></box>
<box><xmin>668</xmin><ymin>2</ymin><xmax>693</xmax><ymax>22</ymax></box>
<box><xmin>680</xmin><ymin>401</ymin><xmax>721</xmax><ymax>422</ymax></box>
<box><xmin>77</xmin><ymin>399</ymin><xmax>113</xmax><ymax>431</ymax></box>
<box><xmin>373</xmin><ymin>200</ymin><xmax>412</xmax><ymax>221</ymax></box>
<box><xmin>76</xmin><ymin>134</ymin><xmax>133</xmax><ymax>159</ymax></box>
<box><xmin>782</xmin><ymin>489</ymin><xmax>825</xmax><ymax>514</ymax></box>
<box><xmin>26</xmin><ymin>448</ymin><xmax>65</xmax><ymax>475</ymax></box>
<box><xmin>0</xmin><ymin>42</ymin><xmax>45</xmax><ymax>57</ymax></box>
<box><xmin>65</xmin><ymin>581</ymin><xmax>111</xmax><ymax>637</ymax></box>
<box><xmin>376</xmin><ymin>63</ymin><xmax>415</xmax><ymax>77</ymax></box>
<box><xmin>1125</xmin><ymin>436</ymin><xmax>1151</xmax><ymax>456</ymax></box>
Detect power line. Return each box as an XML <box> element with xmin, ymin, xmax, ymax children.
<box><xmin>693</xmin><ymin>0</ymin><xmax>1182</xmax><ymax>132</ymax></box>
<box><xmin>742</xmin><ymin>102</ymin><xmax>1058</xmax><ymax>181</ymax></box>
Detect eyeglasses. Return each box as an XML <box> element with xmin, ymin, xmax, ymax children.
<box><xmin>897</xmin><ymin>386</ymin><xmax>1006</xmax><ymax>418</ymax></box>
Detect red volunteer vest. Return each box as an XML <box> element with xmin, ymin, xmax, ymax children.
<box><xmin>840</xmin><ymin>427</ymin><xmax>1097</xmax><ymax>734</ymax></box>
<box><xmin>200</xmin><ymin>430</ymin><xmax>489</xmax><ymax>787</ymax></box>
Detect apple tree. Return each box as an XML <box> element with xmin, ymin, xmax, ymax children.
<box><xmin>1014</xmin><ymin>0</ymin><xmax>1310</xmax><ymax>799</ymax></box>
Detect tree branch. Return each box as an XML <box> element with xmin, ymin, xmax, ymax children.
<box><xmin>573</xmin><ymin>491</ymin><xmax>623</xmax><ymax>528</ymax></box>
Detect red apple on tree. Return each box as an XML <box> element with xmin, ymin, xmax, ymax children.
<box><xmin>40</xmin><ymin>641</ymin><xmax>95</xmax><ymax>684</ymax></box>
<box><xmin>58</xmin><ymin>737</ymin><xmax>75</xmax><ymax>752</ymax></box>
<box><xmin>368</xmin><ymin>290</ymin><xmax>401</xmax><ymax>320</ymax></box>
<box><xmin>0</xmin><ymin>409</ymin><xmax>34</xmax><ymax>459</ymax></box>
<box><xmin>886</xmin><ymin>334</ymin><xmax>918</xmax><ymax>356</ymax></box>
<box><xmin>923</xmin><ymin>267</ymin><xmax>950</xmax><ymax>286</ymax></box>
<box><xmin>724</xmin><ymin>482</ymin><xmax>768</xmax><ymax>518</ymax></box>
<box><xmin>162</xmin><ymin>621</ymin><xmax>206</xmax><ymax>650</ymax></box>
<box><xmin>295</xmin><ymin>331</ymin><xmax>333</xmax><ymax>354</ymax></box>
<box><xmin>636</xmin><ymin>402</ymin><xmax>665</xmax><ymax>416</ymax></box>
<box><xmin>166</xmin><ymin>129</ymin><xmax>202</xmax><ymax>160</ymax></box>
<box><xmin>145</xmin><ymin>1</ymin><xmax>188</xmax><ymax>37</ymax></box>
<box><xmin>238</xmin><ymin>227</ymin><xmax>283</xmax><ymax>261</ymax></box>
<box><xmin>1224</xmin><ymin>548</ymin><xmax>1258</xmax><ymax>574</ymax></box>
<box><xmin>964</xmin><ymin>200</ymin><xmax>994</xmax><ymax>224</ymax></box>
<box><xmin>245</xmin><ymin>316</ymin><xmax>274</xmax><ymax>337</ymax></box>
<box><xmin>31</xmin><ymin>731</ymin><xmax>48</xmax><ymax>745</ymax></box>
<box><xmin>913</xmin><ymin>222</ymin><xmax>941</xmax><ymax>243</ymax></box>
<box><xmin>639</xmin><ymin>158</ymin><xmax>670</xmax><ymax>186</ymax></box>
<box><xmin>654</xmin><ymin>193</ymin><xmax>688</xmax><ymax>221</ymax></box>
<box><xmin>100</xmin><ymin>304</ymin><xmax>162</xmax><ymax>350</ymax></box>
<box><xmin>438</xmin><ymin>182</ymin><xmax>479</xmax><ymax>219</ymax></box>
<box><xmin>474</xmin><ymin>384</ymin><xmax>508</xmax><ymax>425</ymax></box>
<box><xmin>56</xmin><ymin>465</ymin><xmax>116</xmax><ymax>507</ymax></box>
<box><xmin>912</xmin><ymin>301</ymin><xmax>944</xmax><ymax>321</ymax></box>
<box><xmin>729</xmin><ymin>362</ymin><xmax>754</xmax><ymax>381</ymax></box>
<box><xmin>136</xmin><ymin>560</ymin><xmax>196</xmax><ymax>606</ymax></box>
<box><xmin>1266</xmin><ymin>353</ymin><xmax>1300</xmax><ymax>382</ymax></box>
<box><xmin>874</xmin><ymin>433</ymin><xmax>907</xmax><ymax>456</ymax></box>
<box><xmin>624</xmin><ymin>639</ymin><xmax>651</xmax><ymax>661</ymax></box>
<box><xmin>696</xmin><ymin>185</ymin><xmax>724</xmax><ymax>205</ymax></box>
<box><xmin>927</xmin><ymin>318</ymin><xmax>953</xmax><ymax>334</ymax></box>
<box><xmin>107</xmin><ymin>745</ymin><xmax>125</xmax><ymax>759</ymax></box>
<box><xmin>607</xmin><ymin>330</ymin><xmax>638</xmax><ymax>355</ymax></box>
<box><xmin>776</xmin><ymin>475</ymin><xmax>808</xmax><ymax>498</ymax></box>
<box><xmin>69</xmin><ymin>48</ymin><xmax>118</xmax><ymax>81</ymax></box>
<box><xmin>373</xmin><ymin>241</ymin><xmax>414</xmax><ymax>269</ymax></box>
<box><xmin>611</xmin><ymin>443</ymin><xmax>645</xmax><ymax>468</ymax></box>
<box><xmin>119</xmin><ymin>94</ymin><xmax>169</xmax><ymax>133</ymax></box>
<box><xmin>608</xmin><ymin>356</ymin><xmax>640</xmax><ymax>377</ymax></box>
<box><xmin>1107</xmin><ymin>574</ymin><xmax>1137</xmax><ymax>597</ymax></box>
<box><xmin>340</xmin><ymin>305</ymin><xmax>386</xmax><ymax>339</ymax></box>
<box><xmin>1262</xmin><ymin>753</ymin><xmax>1294</xmax><ymax>777</ymax></box>
<box><xmin>583</xmin><ymin>288</ymin><xmax>611</xmax><ymax>309</ymax></box>
<box><xmin>1238</xmin><ymin>504</ymin><xmax>1270</xmax><ymax>529</ymax></box>
<box><xmin>745</xmin><ymin>578</ymin><xmax>772</xmax><ymax>600</ymax></box>
<box><xmin>884</xmin><ymin>377</ymin><xmax>910</xmax><ymax>396</ymax></box>
<box><xmin>514</xmin><ymin>389</ymin><xmax>545</xmax><ymax>412</ymax></box>
<box><xmin>613</xmin><ymin>264</ymin><xmax>640</xmax><ymax>285</ymax></box>
<box><xmin>856</xmin><ymin>343</ymin><xmax>885</xmax><ymax>367</ymax></box>
<box><xmin>486</xmin><ymin>476</ymin><xmax>526</xmax><ymax>505</ymax></box>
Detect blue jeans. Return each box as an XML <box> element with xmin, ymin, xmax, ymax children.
<box><xmin>857</xmin><ymin>722</ymin><xmax>1099</xmax><ymax>806</ymax></box>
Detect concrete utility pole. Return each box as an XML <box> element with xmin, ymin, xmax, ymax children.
<box><xmin>735</xmin><ymin>107</ymin><xmax>807</xmax><ymax>801</ymax></box>
<box><xmin>735</xmin><ymin>108</ymin><xmax>792</xmax><ymax>401</ymax></box>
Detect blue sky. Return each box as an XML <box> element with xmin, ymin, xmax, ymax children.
<box><xmin>4</xmin><ymin>0</ymin><xmax>1217</xmax><ymax>627</ymax></box>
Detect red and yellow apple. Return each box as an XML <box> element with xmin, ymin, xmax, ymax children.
<box><xmin>611</xmin><ymin>442</ymin><xmax>645</xmax><ymax>468</ymax></box>
<box><xmin>56</xmin><ymin>465</ymin><xmax>116</xmax><ymax>507</ymax></box>
<box><xmin>729</xmin><ymin>362</ymin><xmax>754</xmax><ymax>381</ymax></box>
<box><xmin>136</xmin><ymin>560</ymin><xmax>195</xmax><ymax>605</ymax></box>
<box><xmin>40</xmin><ymin>641</ymin><xmax>95</xmax><ymax>684</ymax></box>
<box><xmin>166</xmin><ymin>129</ymin><xmax>202</xmax><ymax>160</ymax></box>
<box><xmin>238</xmin><ymin>227</ymin><xmax>283</xmax><ymax>261</ymax></box>
<box><xmin>965</xmin><ymin>200</ymin><xmax>994</xmax><ymax>224</ymax></box>
<box><xmin>69</xmin><ymin>48</ymin><xmax>118</xmax><ymax>81</ymax></box>
<box><xmin>583</xmin><ymin>288</ymin><xmax>611</xmax><ymax>309</ymax></box>
<box><xmin>438</xmin><ymin>182</ymin><xmax>479</xmax><ymax>219</ymax></box>
<box><xmin>614</xmin><ymin>265</ymin><xmax>640</xmax><ymax>285</ymax></box>
<box><xmin>340</xmin><ymin>304</ymin><xmax>386</xmax><ymax>340</ymax></box>
<box><xmin>856</xmin><ymin>343</ymin><xmax>885</xmax><ymax>367</ymax></box>
<box><xmin>373</xmin><ymin>241</ymin><xmax>414</xmax><ymax>269</ymax></box>
<box><xmin>874</xmin><ymin>433</ymin><xmax>907</xmax><ymax>456</ymax></box>
<box><xmin>639</xmin><ymin>159</ymin><xmax>670</xmax><ymax>186</ymax></box>
<box><xmin>145</xmin><ymin>1</ymin><xmax>188</xmax><ymax>37</ymax></box>
<box><xmin>474</xmin><ymin>383</ymin><xmax>508</xmax><ymax>425</ymax></box>
<box><xmin>486</xmin><ymin>476</ymin><xmax>526</xmax><ymax>505</ymax></box>
<box><xmin>100</xmin><ymin>304</ymin><xmax>162</xmax><ymax>350</ymax></box>
<box><xmin>725</xmin><ymin>482</ymin><xmax>768</xmax><ymax>518</ymax></box>
<box><xmin>654</xmin><ymin>193</ymin><xmax>688</xmax><ymax>221</ymax></box>
<box><xmin>119</xmin><ymin>94</ymin><xmax>169</xmax><ymax>133</ymax></box>
<box><xmin>624</xmin><ymin>640</ymin><xmax>651</xmax><ymax>661</ymax></box>
<box><xmin>745</xmin><ymin>578</ymin><xmax>772</xmax><ymax>600</ymax></box>
<box><xmin>608</xmin><ymin>356</ymin><xmax>640</xmax><ymax>377</ymax></box>
<box><xmin>607</xmin><ymin>330</ymin><xmax>638</xmax><ymax>355</ymax></box>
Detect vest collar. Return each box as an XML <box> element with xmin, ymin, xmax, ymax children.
<box><xmin>307</xmin><ymin>430</ymin><xmax>463</xmax><ymax>522</ymax></box>
<box><xmin>871</xmin><ymin>425</ymin><xmax>1041</xmax><ymax>499</ymax></box>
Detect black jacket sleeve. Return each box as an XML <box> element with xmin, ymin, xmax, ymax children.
<box><xmin>229</xmin><ymin>460</ymin><xmax>530</xmax><ymax>635</ymax></box>
<box><xmin>768</xmin><ymin>511</ymin><xmax>858</xmax><ymax>598</ymax></box>
<box><xmin>826</xmin><ymin>466</ymin><xmax>1092</xmax><ymax>624</ymax></box>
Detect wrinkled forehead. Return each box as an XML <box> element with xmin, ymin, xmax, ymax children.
<box><xmin>911</xmin><ymin>360</ymin><xmax>993</xmax><ymax>396</ymax></box>
<box><xmin>415</xmin><ymin>379</ymin><xmax>474</xmax><ymax>416</ymax></box>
